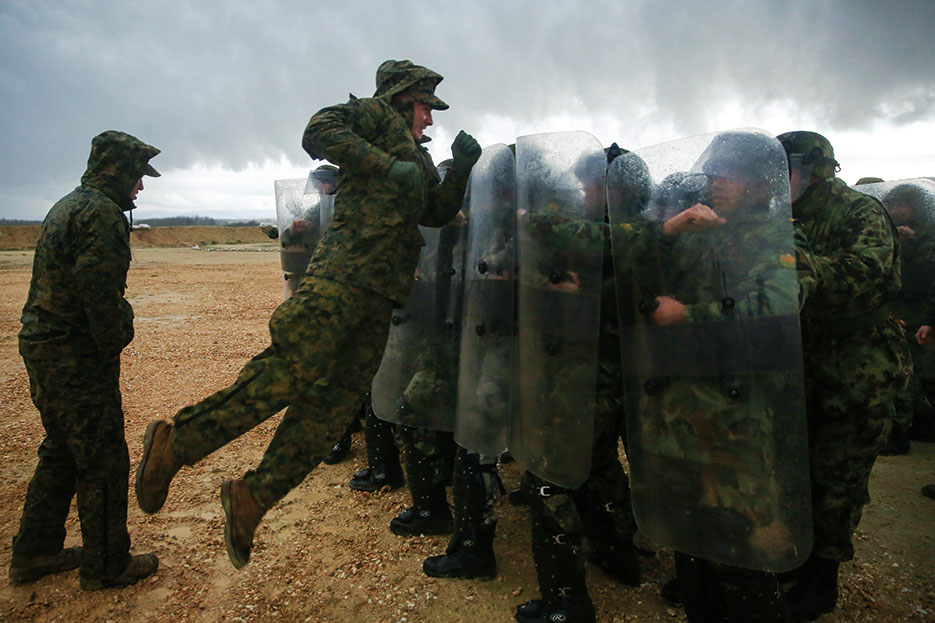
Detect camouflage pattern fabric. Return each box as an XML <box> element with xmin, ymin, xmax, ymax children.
<box><xmin>795</xmin><ymin>177</ymin><xmax>912</xmax><ymax>561</ymax></box>
<box><xmin>14</xmin><ymin>354</ymin><xmax>132</xmax><ymax>580</ymax></box>
<box><xmin>302</xmin><ymin>62</ymin><xmax>467</xmax><ymax>305</ymax></box>
<box><xmin>14</xmin><ymin>130</ymin><xmax>159</xmax><ymax>581</ymax></box>
<box><xmin>169</xmin><ymin>276</ymin><xmax>393</xmax><ymax>510</ymax></box>
<box><xmin>169</xmin><ymin>62</ymin><xmax>466</xmax><ymax>510</ymax></box>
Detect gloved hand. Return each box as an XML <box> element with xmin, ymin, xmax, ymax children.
<box><xmin>451</xmin><ymin>130</ymin><xmax>481</xmax><ymax>173</ymax></box>
<box><xmin>386</xmin><ymin>160</ymin><xmax>421</xmax><ymax>194</ymax></box>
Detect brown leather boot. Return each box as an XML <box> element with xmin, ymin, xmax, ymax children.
<box><xmin>9</xmin><ymin>547</ymin><xmax>82</xmax><ymax>584</ymax></box>
<box><xmin>135</xmin><ymin>420</ymin><xmax>183</xmax><ymax>514</ymax></box>
<box><xmin>221</xmin><ymin>479</ymin><xmax>265</xmax><ymax>569</ymax></box>
<box><xmin>80</xmin><ymin>553</ymin><xmax>159</xmax><ymax>591</ymax></box>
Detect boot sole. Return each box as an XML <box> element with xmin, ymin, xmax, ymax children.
<box><xmin>135</xmin><ymin>421</ymin><xmax>168</xmax><ymax>514</ymax></box>
<box><xmin>221</xmin><ymin>481</ymin><xmax>249</xmax><ymax>570</ymax></box>
<box><xmin>423</xmin><ymin>565</ymin><xmax>496</xmax><ymax>581</ymax></box>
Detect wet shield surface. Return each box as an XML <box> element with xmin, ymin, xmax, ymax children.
<box><xmin>610</xmin><ymin>129</ymin><xmax>811</xmax><ymax>571</ymax></box>
<box><xmin>275</xmin><ymin>173</ymin><xmax>333</xmax><ymax>299</ymax></box>
<box><xmin>509</xmin><ymin>131</ymin><xmax>606</xmax><ymax>489</ymax></box>
<box><xmin>454</xmin><ymin>144</ymin><xmax>517</xmax><ymax>457</ymax></box>
<box><xmin>371</xmin><ymin>217</ymin><xmax>469</xmax><ymax>431</ymax></box>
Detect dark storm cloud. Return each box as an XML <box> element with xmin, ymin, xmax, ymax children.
<box><xmin>1</xmin><ymin>0</ymin><xmax>933</xmax><ymax>218</ymax></box>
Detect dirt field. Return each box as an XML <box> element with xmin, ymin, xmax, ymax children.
<box><xmin>0</xmin><ymin>246</ymin><xmax>932</xmax><ymax>623</ymax></box>
<box><xmin>0</xmin><ymin>225</ymin><xmax>273</xmax><ymax>251</ymax></box>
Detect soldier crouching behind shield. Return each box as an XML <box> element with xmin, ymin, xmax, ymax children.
<box><xmin>134</xmin><ymin>59</ymin><xmax>481</xmax><ymax>569</ymax></box>
<box><xmin>11</xmin><ymin>131</ymin><xmax>161</xmax><ymax>590</ymax></box>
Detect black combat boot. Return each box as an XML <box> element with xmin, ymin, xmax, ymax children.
<box><xmin>348</xmin><ymin>403</ymin><xmax>404</xmax><ymax>490</ymax></box>
<box><xmin>675</xmin><ymin>552</ymin><xmax>725</xmax><ymax>623</ymax></box>
<box><xmin>786</xmin><ymin>555</ymin><xmax>839</xmax><ymax>622</ymax></box>
<box><xmin>323</xmin><ymin>430</ymin><xmax>352</xmax><ymax>465</ymax></box>
<box><xmin>879</xmin><ymin>423</ymin><xmax>911</xmax><ymax>456</ymax></box>
<box><xmin>509</xmin><ymin>470</ymin><xmax>535</xmax><ymax>507</ymax></box>
<box><xmin>390</xmin><ymin>482</ymin><xmax>452</xmax><ymax>536</ymax></box>
<box><xmin>720</xmin><ymin>566</ymin><xmax>790</xmax><ymax>623</ymax></box>
<box><xmin>584</xmin><ymin>498</ymin><xmax>640</xmax><ymax>587</ymax></box>
<box><xmin>423</xmin><ymin>520</ymin><xmax>497</xmax><ymax>579</ymax></box>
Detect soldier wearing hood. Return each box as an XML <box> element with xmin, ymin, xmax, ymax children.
<box><xmin>10</xmin><ymin>131</ymin><xmax>161</xmax><ymax>590</ymax></box>
<box><xmin>135</xmin><ymin>60</ymin><xmax>480</xmax><ymax>570</ymax></box>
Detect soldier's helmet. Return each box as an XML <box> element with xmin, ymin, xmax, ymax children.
<box><xmin>308</xmin><ymin>164</ymin><xmax>338</xmax><ymax>195</ymax></box>
<box><xmin>607</xmin><ymin>150</ymin><xmax>652</xmax><ymax>218</ymax></box>
<box><xmin>855</xmin><ymin>176</ymin><xmax>884</xmax><ymax>186</ymax></box>
<box><xmin>776</xmin><ymin>131</ymin><xmax>840</xmax><ymax>179</ymax></box>
<box><xmin>694</xmin><ymin>131</ymin><xmax>789</xmax><ymax>214</ymax></box>
<box><xmin>374</xmin><ymin>59</ymin><xmax>448</xmax><ymax>110</ymax></box>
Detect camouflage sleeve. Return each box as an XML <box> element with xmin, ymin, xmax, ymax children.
<box><xmin>804</xmin><ymin>196</ymin><xmax>898</xmax><ymax>316</ymax></box>
<box><xmin>420</xmin><ymin>166</ymin><xmax>469</xmax><ymax>227</ymax></box>
<box><xmin>302</xmin><ymin>97</ymin><xmax>397</xmax><ymax>179</ymax></box>
<box><xmin>793</xmin><ymin>220</ymin><xmax>819</xmax><ymax>311</ymax></box>
<box><xmin>73</xmin><ymin>200</ymin><xmax>133</xmax><ymax>357</ymax></box>
<box><xmin>521</xmin><ymin>211</ymin><xmax>605</xmax><ymax>260</ymax></box>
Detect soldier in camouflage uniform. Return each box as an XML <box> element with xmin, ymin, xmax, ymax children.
<box><xmin>135</xmin><ymin>60</ymin><xmax>481</xmax><ymax>569</ymax></box>
<box><xmin>777</xmin><ymin>131</ymin><xmax>912</xmax><ymax>622</ymax></box>
<box><xmin>879</xmin><ymin>182</ymin><xmax>935</xmax><ymax>453</ymax></box>
<box><xmin>11</xmin><ymin>131</ymin><xmax>161</xmax><ymax>590</ymax></box>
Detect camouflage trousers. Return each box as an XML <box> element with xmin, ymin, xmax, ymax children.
<box><xmin>13</xmin><ymin>347</ymin><xmax>132</xmax><ymax>580</ymax></box>
<box><xmin>527</xmin><ymin>385</ymin><xmax>636</xmax><ymax>593</ymax></box>
<box><xmin>170</xmin><ymin>276</ymin><xmax>392</xmax><ymax>510</ymax></box>
<box><xmin>803</xmin><ymin>321</ymin><xmax>909</xmax><ymax>562</ymax></box>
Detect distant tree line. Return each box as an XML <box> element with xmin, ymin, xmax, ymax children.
<box><xmin>1</xmin><ymin>216</ymin><xmax>261</xmax><ymax>227</ymax></box>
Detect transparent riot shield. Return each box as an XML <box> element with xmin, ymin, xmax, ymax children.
<box><xmin>454</xmin><ymin>144</ymin><xmax>517</xmax><ymax>457</ymax></box>
<box><xmin>610</xmin><ymin>129</ymin><xmax>811</xmax><ymax>571</ymax></box>
<box><xmin>509</xmin><ymin>131</ymin><xmax>606</xmax><ymax>489</ymax></box>
<box><xmin>371</xmin><ymin>217</ymin><xmax>469</xmax><ymax>431</ymax></box>
<box><xmin>276</xmin><ymin>173</ymin><xmax>329</xmax><ymax>299</ymax></box>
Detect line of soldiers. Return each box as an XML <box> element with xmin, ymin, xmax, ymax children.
<box><xmin>9</xmin><ymin>59</ymin><xmax>925</xmax><ymax>623</ymax></box>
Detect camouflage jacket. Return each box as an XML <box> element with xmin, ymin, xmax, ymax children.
<box><xmin>793</xmin><ymin>178</ymin><xmax>901</xmax><ymax>337</ymax></box>
<box><xmin>19</xmin><ymin>132</ymin><xmax>158</xmax><ymax>359</ymax></box>
<box><xmin>302</xmin><ymin>96</ymin><xmax>468</xmax><ymax>304</ymax></box>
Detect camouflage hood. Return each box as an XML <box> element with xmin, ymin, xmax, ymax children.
<box><xmin>373</xmin><ymin>59</ymin><xmax>448</xmax><ymax>110</ymax></box>
<box><xmin>80</xmin><ymin>130</ymin><xmax>161</xmax><ymax>210</ymax></box>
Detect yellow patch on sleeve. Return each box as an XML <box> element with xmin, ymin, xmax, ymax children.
<box><xmin>779</xmin><ymin>253</ymin><xmax>796</xmax><ymax>268</ymax></box>
<box><xmin>619</xmin><ymin>223</ymin><xmax>633</xmax><ymax>230</ymax></box>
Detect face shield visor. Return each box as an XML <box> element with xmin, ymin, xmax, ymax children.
<box><xmin>786</xmin><ymin>153</ymin><xmax>816</xmax><ymax>202</ymax></box>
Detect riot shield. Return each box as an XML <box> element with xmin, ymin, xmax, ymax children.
<box><xmin>276</xmin><ymin>172</ymin><xmax>330</xmax><ymax>299</ymax></box>
<box><xmin>611</xmin><ymin>129</ymin><xmax>811</xmax><ymax>571</ymax></box>
<box><xmin>371</xmin><ymin>216</ymin><xmax>469</xmax><ymax>431</ymax></box>
<box><xmin>454</xmin><ymin>144</ymin><xmax>517</xmax><ymax>457</ymax></box>
<box><xmin>856</xmin><ymin>178</ymin><xmax>935</xmax><ymax>296</ymax></box>
<box><xmin>509</xmin><ymin>131</ymin><xmax>606</xmax><ymax>489</ymax></box>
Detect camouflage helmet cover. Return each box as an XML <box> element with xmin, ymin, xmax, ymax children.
<box><xmin>374</xmin><ymin>59</ymin><xmax>449</xmax><ymax>110</ymax></box>
<box><xmin>855</xmin><ymin>176</ymin><xmax>884</xmax><ymax>185</ymax></box>
<box><xmin>776</xmin><ymin>131</ymin><xmax>840</xmax><ymax>179</ymax></box>
<box><xmin>80</xmin><ymin>130</ymin><xmax>160</xmax><ymax>204</ymax></box>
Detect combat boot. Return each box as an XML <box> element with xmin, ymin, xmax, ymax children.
<box><xmin>348</xmin><ymin>465</ymin><xmax>405</xmax><ymax>491</ymax></box>
<box><xmin>390</xmin><ymin>484</ymin><xmax>452</xmax><ymax>536</ymax></box>
<box><xmin>423</xmin><ymin>520</ymin><xmax>497</xmax><ymax>580</ymax></box>
<box><xmin>79</xmin><ymin>553</ymin><xmax>159</xmax><ymax>591</ymax></box>
<box><xmin>9</xmin><ymin>547</ymin><xmax>82</xmax><ymax>584</ymax></box>
<box><xmin>879</xmin><ymin>423</ymin><xmax>910</xmax><ymax>456</ymax></box>
<box><xmin>786</xmin><ymin>555</ymin><xmax>838</xmax><ymax>622</ymax></box>
<box><xmin>323</xmin><ymin>431</ymin><xmax>352</xmax><ymax>465</ymax></box>
<box><xmin>220</xmin><ymin>479</ymin><xmax>265</xmax><ymax>569</ymax></box>
<box><xmin>514</xmin><ymin>593</ymin><xmax>596</xmax><ymax>623</ymax></box>
<box><xmin>135</xmin><ymin>420</ymin><xmax>183</xmax><ymax>514</ymax></box>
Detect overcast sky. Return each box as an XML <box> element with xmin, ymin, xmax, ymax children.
<box><xmin>2</xmin><ymin>0</ymin><xmax>934</xmax><ymax>221</ymax></box>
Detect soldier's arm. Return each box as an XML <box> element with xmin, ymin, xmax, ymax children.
<box><xmin>421</xmin><ymin>166</ymin><xmax>469</xmax><ymax>227</ymax></box>
<box><xmin>72</xmin><ymin>199</ymin><xmax>133</xmax><ymax>358</ymax></box>
<box><xmin>302</xmin><ymin>97</ymin><xmax>396</xmax><ymax>179</ymax></box>
<box><xmin>804</xmin><ymin>198</ymin><xmax>898</xmax><ymax>315</ymax></box>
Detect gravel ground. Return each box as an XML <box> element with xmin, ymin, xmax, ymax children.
<box><xmin>0</xmin><ymin>246</ymin><xmax>932</xmax><ymax>623</ymax></box>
